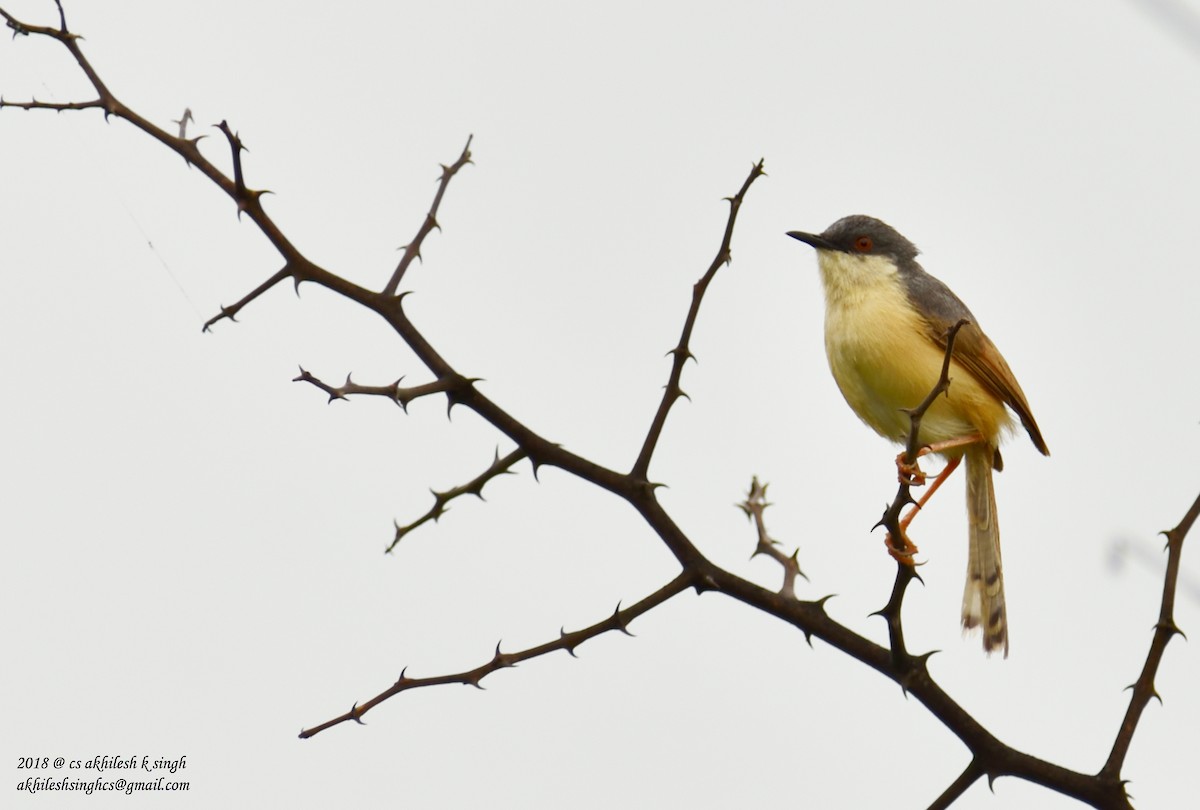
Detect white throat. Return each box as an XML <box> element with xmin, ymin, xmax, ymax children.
<box><xmin>815</xmin><ymin>250</ymin><xmax>903</xmax><ymax>307</ymax></box>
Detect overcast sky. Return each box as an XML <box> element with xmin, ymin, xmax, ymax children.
<box><xmin>3</xmin><ymin>1</ymin><xmax>1199</xmax><ymax>807</ymax></box>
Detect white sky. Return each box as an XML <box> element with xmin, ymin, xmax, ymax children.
<box><xmin>2</xmin><ymin>1</ymin><xmax>1199</xmax><ymax>807</ymax></box>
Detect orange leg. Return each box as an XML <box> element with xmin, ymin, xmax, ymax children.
<box><xmin>900</xmin><ymin>455</ymin><xmax>962</xmax><ymax>531</ymax></box>
<box><xmin>894</xmin><ymin>432</ymin><xmax>984</xmax><ymax>485</ymax></box>
<box><xmin>886</xmin><ymin>433</ymin><xmax>983</xmax><ymax>566</ymax></box>
<box><xmin>920</xmin><ymin>432</ymin><xmax>985</xmax><ymax>457</ymax></box>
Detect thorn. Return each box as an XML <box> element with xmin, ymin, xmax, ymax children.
<box><xmin>430</xmin><ymin>491</ymin><xmax>448</xmax><ymax>520</ymax></box>
<box><xmin>490</xmin><ymin>642</ymin><xmax>515</xmax><ymax>669</ymax></box>
<box><xmin>611</xmin><ymin>603</ymin><xmax>634</xmax><ymax>636</ymax></box>
<box><xmin>1156</xmin><ymin>619</ymin><xmax>1186</xmax><ymax>640</ymax></box>
<box><xmin>914</xmin><ymin>649</ymin><xmax>940</xmax><ymax>670</ymax></box>
<box><xmin>666</xmin><ymin>346</ymin><xmax>697</xmax><ymax>364</ymax></box>
<box><xmin>805</xmin><ymin>594</ymin><xmax>836</xmax><ymax>618</ymax></box>
<box><xmin>397</xmin><ymin>666</ymin><xmax>409</xmax><ymax>683</ymax></box>
<box><xmin>560</xmin><ymin>627</ymin><xmax>578</xmax><ymax>658</ymax></box>
<box><xmin>791</xmin><ymin>550</ymin><xmax>810</xmax><ymax>582</ymax></box>
<box><xmin>349</xmin><ymin>703</ymin><xmax>366</xmax><ymax>725</ymax></box>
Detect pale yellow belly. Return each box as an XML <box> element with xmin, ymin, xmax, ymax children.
<box><xmin>823</xmin><ymin>283</ymin><xmax>1011</xmax><ymax>452</ymax></box>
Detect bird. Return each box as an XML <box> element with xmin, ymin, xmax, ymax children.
<box><xmin>787</xmin><ymin>215</ymin><xmax>1049</xmax><ymax>656</ymax></box>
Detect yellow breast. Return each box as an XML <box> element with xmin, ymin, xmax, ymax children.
<box><xmin>817</xmin><ymin>251</ymin><xmax>1011</xmax><ymax>451</ymax></box>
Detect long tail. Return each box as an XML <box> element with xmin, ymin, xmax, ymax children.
<box><xmin>962</xmin><ymin>444</ymin><xmax>1008</xmax><ymax>656</ymax></box>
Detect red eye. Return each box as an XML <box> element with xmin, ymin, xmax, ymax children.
<box><xmin>853</xmin><ymin>236</ymin><xmax>873</xmax><ymax>252</ymax></box>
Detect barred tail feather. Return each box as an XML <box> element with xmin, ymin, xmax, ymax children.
<box><xmin>962</xmin><ymin>445</ymin><xmax>1008</xmax><ymax>657</ymax></box>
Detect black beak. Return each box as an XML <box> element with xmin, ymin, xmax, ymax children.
<box><xmin>786</xmin><ymin>230</ymin><xmax>834</xmax><ymax>250</ymax></box>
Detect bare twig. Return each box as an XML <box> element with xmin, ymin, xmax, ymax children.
<box><xmin>173</xmin><ymin>106</ymin><xmax>193</xmax><ymax>138</ymax></box>
<box><xmin>215</xmin><ymin>119</ymin><xmax>266</xmax><ymax>217</ymax></box>
<box><xmin>0</xmin><ymin>97</ymin><xmax>101</xmax><ymax>111</ymax></box>
<box><xmin>927</xmin><ymin>759</ymin><xmax>984</xmax><ymax>810</ymax></box>
<box><xmin>387</xmin><ymin>448</ymin><xmax>527</xmax><ymax>553</ymax></box>
<box><xmin>292</xmin><ymin>367</ymin><xmax>459</xmax><ymax>410</ymax></box>
<box><xmin>631</xmin><ymin>160</ymin><xmax>766</xmax><ymax>480</ymax></box>
<box><xmin>1102</xmin><ymin>490</ymin><xmax>1199</xmax><ymax>778</ymax></box>
<box><xmin>0</xmin><ymin>6</ymin><xmax>305</xmax><ymax>264</ymax></box>
<box><xmin>382</xmin><ymin>135</ymin><xmax>473</xmax><ymax>297</ymax></box>
<box><xmin>738</xmin><ymin>476</ymin><xmax>806</xmax><ymax>597</ymax></box>
<box><xmin>202</xmin><ymin>265</ymin><xmax>295</xmax><ymax>332</ymax></box>
<box><xmin>298</xmin><ymin>570</ymin><xmax>695</xmax><ymax>738</ymax></box>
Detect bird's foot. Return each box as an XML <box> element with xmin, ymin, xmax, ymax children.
<box><xmin>895</xmin><ymin>451</ymin><xmax>928</xmax><ymax>486</ymax></box>
<box><xmin>884</xmin><ymin>528</ymin><xmax>921</xmax><ymax>566</ymax></box>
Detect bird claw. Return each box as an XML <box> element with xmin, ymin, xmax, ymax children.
<box><xmin>895</xmin><ymin>451</ymin><xmax>928</xmax><ymax>486</ymax></box>
<box><xmin>885</xmin><ymin>531</ymin><xmax>920</xmax><ymax>567</ymax></box>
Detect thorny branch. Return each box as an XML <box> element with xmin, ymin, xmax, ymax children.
<box><xmin>386</xmin><ymin>447</ymin><xmax>527</xmax><ymax>553</ymax></box>
<box><xmin>1102</xmin><ymin>490</ymin><xmax>1200</xmax><ymax>779</ymax></box>
<box><xmin>298</xmin><ymin>571</ymin><xmax>695</xmax><ymax>738</ymax></box>
<box><xmin>383</xmin><ymin>135</ymin><xmax>474</xmax><ymax>296</ymax></box>
<box><xmin>0</xmin><ymin>96</ymin><xmax>100</xmax><ymax>111</ymax></box>
<box><xmin>632</xmin><ymin>159</ymin><xmax>765</xmax><ymax>480</ymax></box>
<box><xmin>738</xmin><ymin>476</ymin><xmax>807</xmax><ymax>597</ymax></box>
<box><xmin>3</xmin><ymin>6</ymin><xmax>1193</xmax><ymax>807</ymax></box>
<box><xmin>292</xmin><ymin>367</ymin><xmax>459</xmax><ymax>410</ymax></box>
